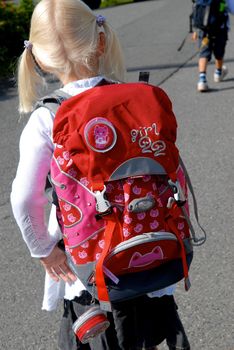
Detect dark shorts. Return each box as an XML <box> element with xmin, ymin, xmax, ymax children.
<box><xmin>198</xmin><ymin>30</ymin><xmax>228</xmax><ymax>61</ymax></box>
<box><xmin>58</xmin><ymin>292</ymin><xmax>190</xmax><ymax>350</ymax></box>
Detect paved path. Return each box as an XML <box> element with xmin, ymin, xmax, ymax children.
<box><xmin>0</xmin><ymin>0</ymin><xmax>234</xmax><ymax>349</ymax></box>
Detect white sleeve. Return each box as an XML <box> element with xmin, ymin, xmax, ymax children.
<box><xmin>11</xmin><ymin>107</ymin><xmax>59</xmax><ymax>258</ymax></box>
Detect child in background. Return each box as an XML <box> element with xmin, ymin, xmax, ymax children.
<box><xmin>11</xmin><ymin>0</ymin><xmax>190</xmax><ymax>349</ymax></box>
<box><xmin>192</xmin><ymin>0</ymin><xmax>229</xmax><ymax>92</ymax></box>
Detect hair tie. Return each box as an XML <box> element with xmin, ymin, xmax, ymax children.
<box><xmin>96</xmin><ymin>15</ymin><xmax>106</xmax><ymax>27</ymax></box>
<box><xmin>24</xmin><ymin>40</ymin><xmax>33</xmax><ymax>51</ymax></box>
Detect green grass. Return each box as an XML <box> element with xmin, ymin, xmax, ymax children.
<box><xmin>0</xmin><ymin>0</ymin><xmax>135</xmax><ymax>77</ymax></box>
<box><xmin>101</xmin><ymin>0</ymin><xmax>134</xmax><ymax>8</ymax></box>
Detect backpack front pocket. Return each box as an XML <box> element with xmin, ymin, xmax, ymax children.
<box><xmin>104</xmin><ymin>231</ymin><xmax>184</xmax><ymax>276</ymax></box>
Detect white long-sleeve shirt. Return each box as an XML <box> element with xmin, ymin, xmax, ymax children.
<box><xmin>11</xmin><ymin>76</ymin><xmax>175</xmax><ymax>311</ymax></box>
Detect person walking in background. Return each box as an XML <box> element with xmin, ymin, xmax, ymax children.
<box><xmin>10</xmin><ymin>0</ymin><xmax>191</xmax><ymax>349</ymax></box>
<box><xmin>192</xmin><ymin>0</ymin><xmax>229</xmax><ymax>92</ymax></box>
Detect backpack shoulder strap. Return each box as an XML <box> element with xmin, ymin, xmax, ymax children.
<box><xmin>35</xmin><ymin>78</ymin><xmax>117</xmax><ymax>115</ymax></box>
<box><xmin>36</xmin><ymin>74</ymin><xmax>148</xmax><ymax>116</ymax></box>
<box><xmin>35</xmin><ymin>89</ymin><xmax>71</xmax><ymax>115</ymax></box>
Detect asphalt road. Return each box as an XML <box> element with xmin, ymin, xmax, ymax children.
<box><xmin>0</xmin><ymin>0</ymin><xmax>234</xmax><ymax>349</ymax></box>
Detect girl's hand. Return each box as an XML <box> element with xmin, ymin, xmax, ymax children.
<box><xmin>40</xmin><ymin>245</ymin><xmax>77</xmax><ymax>283</ymax></box>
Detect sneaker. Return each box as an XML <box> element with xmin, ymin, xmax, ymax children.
<box><xmin>214</xmin><ymin>66</ymin><xmax>228</xmax><ymax>82</ymax></box>
<box><xmin>197</xmin><ymin>73</ymin><xmax>208</xmax><ymax>92</ymax></box>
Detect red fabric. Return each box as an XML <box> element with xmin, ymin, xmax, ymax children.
<box><xmin>53</xmin><ymin>83</ymin><xmax>179</xmax><ymax>183</ymax></box>
<box><xmin>51</xmin><ymin>83</ymin><xmax>192</xmax><ymax>303</ymax></box>
<box><xmin>165</xmin><ymin>204</ymin><xmax>189</xmax><ymax>284</ymax></box>
<box><xmin>95</xmin><ymin>213</ymin><xmax>119</xmax><ymax>304</ymax></box>
<box><xmin>75</xmin><ymin>313</ymin><xmax>108</xmax><ymax>342</ymax></box>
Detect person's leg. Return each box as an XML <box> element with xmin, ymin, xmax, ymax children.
<box><xmin>197</xmin><ymin>31</ymin><xmax>211</xmax><ymax>91</ymax></box>
<box><xmin>111</xmin><ymin>297</ymin><xmax>139</xmax><ymax>350</ymax></box>
<box><xmin>59</xmin><ymin>292</ymin><xmax>121</xmax><ymax>350</ymax></box>
<box><xmin>198</xmin><ymin>56</ymin><xmax>208</xmax><ymax>73</ymax></box>
<box><xmin>215</xmin><ymin>58</ymin><xmax>224</xmax><ymax>70</ymax></box>
<box><xmin>88</xmin><ymin>310</ymin><xmax>121</xmax><ymax>350</ymax></box>
<box><xmin>197</xmin><ymin>56</ymin><xmax>209</xmax><ymax>92</ymax></box>
<box><xmin>214</xmin><ymin>58</ymin><xmax>228</xmax><ymax>82</ymax></box>
<box><xmin>112</xmin><ymin>295</ymin><xmax>163</xmax><ymax>350</ymax></box>
<box><xmin>131</xmin><ymin>294</ymin><xmax>190</xmax><ymax>350</ymax></box>
<box><xmin>71</xmin><ymin>295</ymin><xmax>121</xmax><ymax>350</ymax></box>
<box><xmin>213</xmin><ymin>31</ymin><xmax>228</xmax><ymax>82</ymax></box>
<box><xmin>58</xmin><ymin>299</ymin><xmax>91</xmax><ymax>350</ymax></box>
<box><xmin>164</xmin><ymin>296</ymin><xmax>190</xmax><ymax>350</ymax></box>
<box><xmin>133</xmin><ymin>295</ymin><xmax>173</xmax><ymax>350</ymax></box>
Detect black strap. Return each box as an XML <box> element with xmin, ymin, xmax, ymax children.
<box><xmin>35</xmin><ymin>79</ymin><xmax>116</xmax><ymax>115</ymax></box>
<box><xmin>35</xmin><ymin>90</ymin><xmax>71</xmax><ymax>115</ymax></box>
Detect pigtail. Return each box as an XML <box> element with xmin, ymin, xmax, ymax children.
<box><xmin>18</xmin><ymin>48</ymin><xmax>44</xmax><ymax>114</ymax></box>
<box><xmin>101</xmin><ymin>23</ymin><xmax>126</xmax><ymax>82</ymax></box>
<box><xmin>17</xmin><ymin>0</ymin><xmax>127</xmax><ymax>114</ymax></box>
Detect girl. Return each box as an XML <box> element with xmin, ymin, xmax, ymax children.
<box><xmin>11</xmin><ymin>0</ymin><xmax>190</xmax><ymax>349</ymax></box>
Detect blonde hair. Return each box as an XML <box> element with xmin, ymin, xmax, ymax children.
<box><xmin>18</xmin><ymin>0</ymin><xmax>126</xmax><ymax>113</ymax></box>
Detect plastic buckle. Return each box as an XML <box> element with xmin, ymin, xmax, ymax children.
<box><xmin>94</xmin><ymin>186</ymin><xmax>111</xmax><ymax>213</ymax></box>
<box><xmin>93</xmin><ymin>186</ymin><xmax>112</xmax><ymax>220</ymax></box>
<box><xmin>168</xmin><ymin>179</ymin><xmax>186</xmax><ymax>207</ymax></box>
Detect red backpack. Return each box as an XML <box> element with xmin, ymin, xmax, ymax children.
<box><xmin>44</xmin><ymin>81</ymin><xmax>205</xmax><ymax>312</ymax></box>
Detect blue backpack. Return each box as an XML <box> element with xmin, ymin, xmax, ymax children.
<box><xmin>193</xmin><ymin>0</ymin><xmax>228</xmax><ymax>32</ymax></box>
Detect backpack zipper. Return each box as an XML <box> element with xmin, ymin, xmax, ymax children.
<box><xmin>105</xmin><ymin>231</ymin><xmax>177</xmax><ymax>260</ymax></box>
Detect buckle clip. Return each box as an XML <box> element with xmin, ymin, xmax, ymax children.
<box><xmin>94</xmin><ymin>185</ymin><xmax>112</xmax><ymax>213</ymax></box>
<box><xmin>168</xmin><ymin>179</ymin><xmax>186</xmax><ymax>207</ymax></box>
